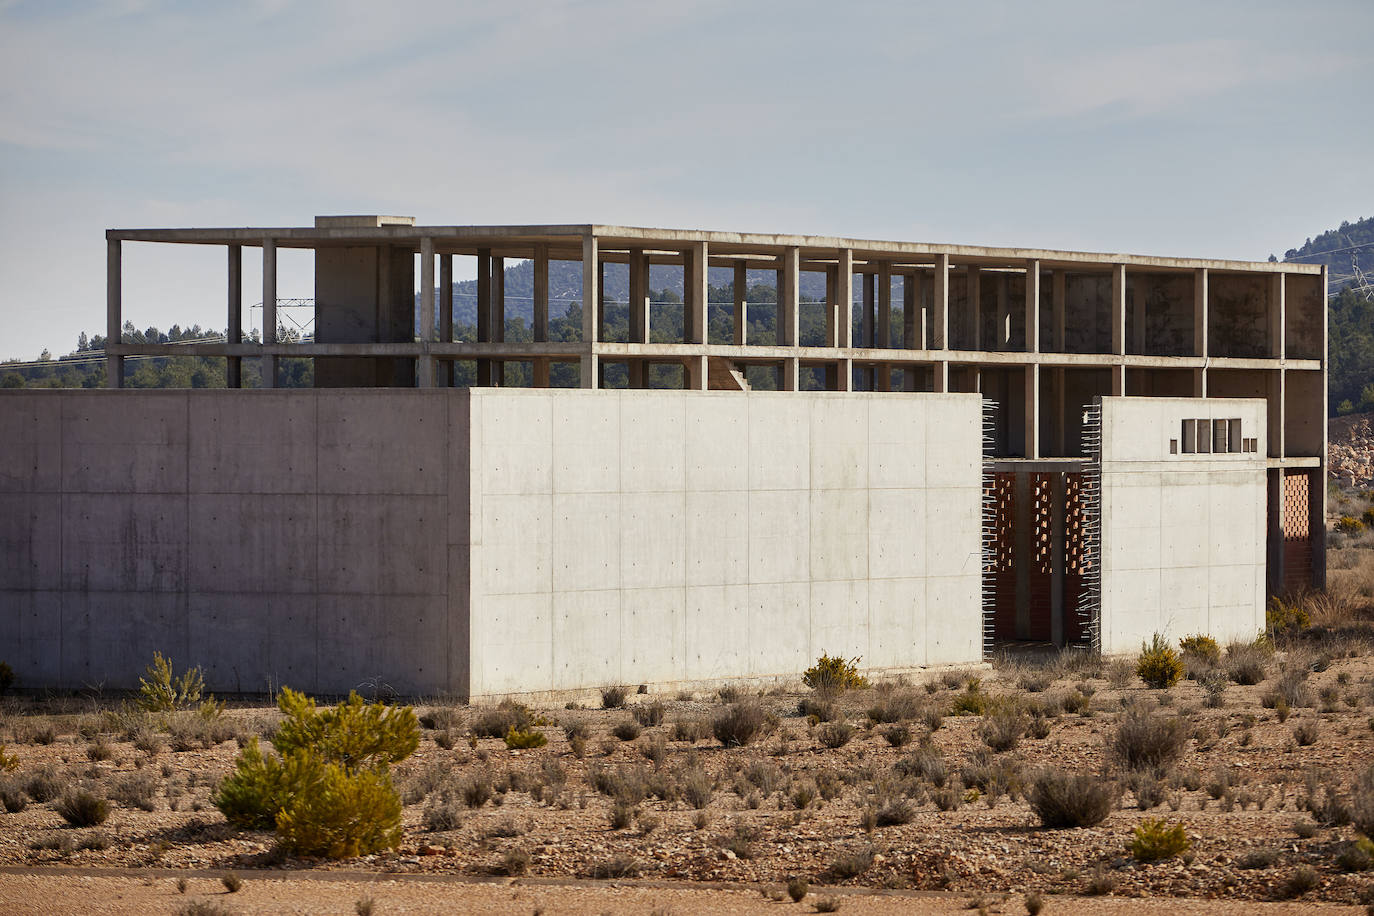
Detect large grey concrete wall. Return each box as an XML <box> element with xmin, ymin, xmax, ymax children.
<box><xmin>0</xmin><ymin>389</ymin><xmax>465</xmax><ymax>696</ymax></box>
<box><xmin>464</xmin><ymin>389</ymin><xmax>985</xmax><ymax>699</ymax></box>
<box><xmin>1098</xmin><ymin>397</ymin><xmax>1267</xmax><ymax>653</ymax></box>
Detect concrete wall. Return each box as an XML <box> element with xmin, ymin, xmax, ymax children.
<box><xmin>0</xmin><ymin>388</ymin><xmax>986</xmax><ymax>700</ymax></box>
<box><xmin>465</xmin><ymin>389</ymin><xmax>985</xmax><ymax>699</ymax></box>
<box><xmin>0</xmin><ymin>389</ymin><xmax>463</xmax><ymax>696</ymax></box>
<box><xmin>1098</xmin><ymin>397</ymin><xmax>1267</xmax><ymax>653</ymax></box>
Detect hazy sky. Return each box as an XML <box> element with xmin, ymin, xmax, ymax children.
<box><xmin>1</xmin><ymin>0</ymin><xmax>1370</xmax><ymax>359</ymax></box>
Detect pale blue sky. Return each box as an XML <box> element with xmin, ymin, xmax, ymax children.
<box><xmin>1</xmin><ymin>0</ymin><xmax>1370</xmax><ymax>358</ymax></box>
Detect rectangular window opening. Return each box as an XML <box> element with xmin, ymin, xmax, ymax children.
<box><xmin>1181</xmin><ymin>420</ymin><xmax>1196</xmax><ymax>453</ymax></box>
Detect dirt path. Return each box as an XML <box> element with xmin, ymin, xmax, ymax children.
<box><xmin>0</xmin><ymin>867</ymin><xmax>1365</xmax><ymax>915</ymax></box>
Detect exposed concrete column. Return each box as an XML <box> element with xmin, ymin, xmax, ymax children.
<box><xmin>227</xmin><ymin>244</ymin><xmax>242</xmax><ymax>389</ymax></box>
<box><xmin>1112</xmin><ymin>365</ymin><xmax>1125</xmax><ymax>396</ymax></box>
<box><xmin>967</xmin><ymin>265</ymin><xmax>981</xmax><ymax>350</ymax></box>
<box><xmin>687</xmin><ymin>241</ymin><xmax>708</xmax><ymax>345</ymax></box>
<box><xmin>876</xmin><ymin>261</ymin><xmax>891</xmax><ymax>390</ymax></box>
<box><xmin>933</xmin><ymin>361</ymin><xmax>949</xmax><ymax>393</ymax></box>
<box><xmin>779</xmin><ymin>246</ymin><xmax>799</xmax><ymax>347</ymax></box>
<box><xmin>1270</xmin><ymin>272</ymin><xmax>1285</xmax><ymax>359</ymax></box>
<box><xmin>733</xmin><ymin>261</ymin><xmax>748</xmax><ymax>346</ymax></box>
<box><xmin>837</xmin><ymin>249</ymin><xmax>853</xmax><ymax>348</ymax></box>
<box><xmin>1025</xmin><ymin>259</ymin><xmax>1040</xmax><ymax>353</ymax></box>
<box><xmin>1025</xmin><ymin>364</ymin><xmax>1039</xmax><ymax>459</ymax></box>
<box><xmin>417</xmin><ymin>237</ymin><xmax>435</xmax><ymax>388</ymax></box>
<box><xmin>580</xmin><ymin>235</ymin><xmax>599</xmax><ymax>388</ymax></box>
<box><xmin>861</xmin><ymin>269</ymin><xmax>875</xmax><ymax>347</ymax></box>
<box><xmin>534</xmin><ymin>359</ymin><xmax>551</xmax><ymax>388</ymax></box>
<box><xmin>440</xmin><ymin>254</ymin><xmax>454</xmax><ymax>387</ymax></box>
<box><xmin>1268</xmin><ymin>370</ymin><xmax>1285</xmax><ymax>459</ymax></box>
<box><xmin>1111</xmin><ymin>264</ymin><xmax>1126</xmax><ymax>356</ymax></box>
<box><xmin>533</xmin><ymin>245</ymin><xmax>549</xmax><ymax>342</ymax></box>
<box><xmin>493</xmin><ymin>255</ymin><xmax>506</xmax><ymax>385</ymax></box>
<box><xmin>877</xmin><ymin>261</ymin><xmax>892</xmax><ymax>347</ymax></box>
<box><xmin>476</xmin><ymin>248</ymin><xmax>492</xmax><ymax>386</ymax></box>
<box><xmin>106</xmin><ymin>238</ymin><xmax>123</xmax><ymax>388</ymax></box>
<box><xmin>262</xmin><ymin>237</ymin><xmax>277</xmax><ymax>389</ymax></box>
<box><xmin>1051</xmin><ymin>269</ymin><xmax>1065</xmax><ymax>353</ymax></box>
<box><xmin>685</xmin><ymin>355</ymin><xmax>708</xmax><ymax>390</ymax></box>
<box><xmin>628</xmin><ymin>256</ymin><xmax>647</xmax><ymax>388</ymax></box>
<box><xmin>824</xmin><ymin>266</ymin><xmax>837</xmax><ymax>346</ymax></box>
<box><xmin>933</xmin><ymin>255</ymin><xmax>950</xmax><ymax>351</ymax></box>
<box><xmin>782</xmin><ymin>357</ymin><xmax>799</xmax><ymax>392</ymax></box>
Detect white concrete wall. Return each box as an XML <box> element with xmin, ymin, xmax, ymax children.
<box><xmin>1098</xmin><ymin>397</ymin><xmax>1267</xmax><ymax>653</ymax></box>
<box><xmin>465</xmin><ymin>389</ymin><xmax>984</xmax><ymax>699</ymax></box>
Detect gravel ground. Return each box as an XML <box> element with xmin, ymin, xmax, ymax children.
<box><xmin>2</xmin><ymin>645</ymin><xmax>1373</xmax><ymax>911</ymax></box>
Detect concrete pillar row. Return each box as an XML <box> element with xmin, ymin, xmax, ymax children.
<box><xmin>227</xmin><ymin>244</ymin><xmax>242</xmax><ymax>389</ymax></box>
<box><xmin>687</xmin><ymin>241</ymin><xmax>708</xmax><ymax>345</ymax></box>
<box><xmin>629</xmin><ymin>248</ymin><xmax>649</xmax><ymax>346</ymax></box>
<box><xmin>106</xmin><ymin>238</ymin><xmax>123</xmax><ymax>388</ymax></box>
<box><xmin>261</xmin><ymin>237</ymin><xmax>277</xmax><ymax>389</ymax></box>
<box><xmin>778</xmin><ymin>246</ymin><xmax>799</xmax><ymax>349</ymax></box>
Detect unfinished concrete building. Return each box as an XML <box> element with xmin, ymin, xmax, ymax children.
<box><xmin>0</xmin><ymin>217</ymin><xmax>1327</xmax><ymax>699</ymax></box>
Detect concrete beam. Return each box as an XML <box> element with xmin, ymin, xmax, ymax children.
<box><xmin>581</xmin><ymin>235</ymin><xmax>599</xmax><ymax>387</ymax></box>
<box><xmin>262</xmin><ymin>237</ymin><xmax>277</xmax><ymax>389</ymax></box>
<box><xmin>227</xmin><ymin>244</ymin><xmax>241</xmax><ymax>389</ymax></box>
<box><xmin>106</xmin><ymin>238</ymin><xmax>123</xmax><ymax>388</ymax></box>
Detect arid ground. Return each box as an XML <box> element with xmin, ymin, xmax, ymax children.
<box><xmin>3</xmin><ymin>486</ymin><xmax>1374</xmax><ymax>915</ymax></box>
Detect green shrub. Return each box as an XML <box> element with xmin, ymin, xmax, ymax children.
<box><xmin>1336</xmin><ymin>515</ymin><xmax>1364</xmax><ymax>534</ymax></box>
<box><xmin>1130</xmin><ymin>818</ymin><xmax>1190</xmax><ymax>862</ymax></box>
<box><xmin>213</xmin><ymin>689</ymin><xmax>418</xmax><ymax>858</ymax></box>
<box><xmin>275</xmin><ymin>763</ymin><xmax>403</xmax><ymax>858</ymax></box>
<box><xmin>1178</xmin><ymin>635</ymin><xmax>1220</xmax><ymax>664</ymax></box>
<box><xmin>55</xmin><ymin>789</ymin><xmax>109</xmax><ymax>827</ymax></box>
<box><xmin>1136</xmin><ymin>635</ymin><xmax>1184</xmax><ymax>689</ymax></box>
<box><xmin>802</xmin><ymin>654</ymin><xmax>870</xmax><ymax>694</ymax></box>
<box><xmin>1267</xmin><ymin>598</ymin><xmax>1311</xmax><ymax>637</ymax></box>
<box><xmin>1363</xmin><ymin>507</ymin><xmax>1374</xmax><ymax>529</ymax></box>
<box><xmin>948</xmin><ymin>687</ymin><xmax>990</xmax><ymax>716</ymax></box>
<box><xmin>503</xmin><ymin>728</ymin><xmax>547</xmax><ymax>750</ymax></box>
<box><xmin>137</xmin><ymin>652</ymin><xmax>206</xmax><ymax>712</ymax></box>
<box><xmin>1028</xmin><ymin>770</ymin><xmax>1116</xmax><ymax>826</ymax></box>
<box><xmin>471</xmin><ymin>700</ymin><xmax>535</xmax><ymax>739</ymax></box>
<box><xmin>0</xmin><ymin>744</ymin><xmax>17</xmax><ymax>772</ymax></box>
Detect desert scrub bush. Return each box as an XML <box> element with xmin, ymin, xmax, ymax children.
<box><xmin>1130</xmin><ymin>818</ymin><xmax>1190</xmax><ymax>862</ymax></box>
<box><xmin>1028</xmin><ymin>770</ymin><xmax>1116</xmax><ymax>827</ymax></box>
<box><xmin>875</xmin><ymin>796</ymin><xmax>914</xmax><ymax>826</ymax></box>
<box><xmin>611</xmin><ymin>720</ymin><xmax>642</xmax><ymax>741</ymax></box>
<box><xmin>56</xmin><ymin>788</ymin><xmax>110</xmax><ymax>827</ymax></box>
<box><xmin>866</xmin><ymin>688</ymin><xmax>924</xmax><ymax>723</ymax></box>
<box><xmin>1017</xmin><ymin>671</ymin><xmax>1053</xmax><ymax>693</ymax></box>
<box><xmin>882</xmin><ymin>723</ymin><xmax>913</xmax><ymax>748</ymax></box>
<box><xmin>1337</xmin><ymin>837</ymin><xmax>1374</xmax><ymax>872</ymax></box>
<box><xmin>503</xmin><ymin>728</ymin><xmax>547</xmax><ymax>750</ymax></box>
<box><xmin>978</xmin><ymin>709</ymin><xmax>1027</xmax><ymax>753</ymax></box>
<box><xmin>895</xmin><ymin>743</ymin><xmax>948</xmax><ymax>786</ymax></box>
<box><xmin>417</xmin><ymin>706</ymin><xmax>463</xmax><ymax>731</ymax></box>
<box><xmin>601</xmin><ymin>685</ymin><xmax>629</xmax><ymax>709</ymax></box>
<box><xmin>1224</xmin><ymin>640</ymin><xmax>1270</xmax><ymax>685</ymax></box>
<box><xmin>681</xmin><ymin>767</ymin><xmax>714</xmax><ymax>809</ymax></box>
<box><xmin>799</xmin><ymin>696</ymin><xmax>841</xmax><ymax>722</ymax></box>
<box><xmin>471</xmin><ymin>700</ymin><xmax>535</xmax><ymax>739</ymax></box>
<box><xmin>25</xmin><ymin>767</ymin><xmax>63</xmax><ymax>803</ymax></box>
<box><xmin>1292</xmin><ymin>719</ymin><xmax>1321</xmax><ymax>746</ymax></box>
<box><xmin>136</xmin><ymin>652</ymin><xmax>207</xmax><ymax>712</ymax></box>
<box><xmin>713</xmin><ymin>700</ymin><xmax>765</xmax><ymax>747</ymax></box>
<box><xmin>828</xmin><ymin>845</ymin><xmax>875</xmax><ymax>879</ymax></box>
<box><xmin>111</xmin><ymin>771</ymin><xmax>159</xmax><ymax>811</ymax></box>
<box><xmin>632</xmin><ymin>701</ymin><xmax>665</xmax><ymax>728</ymax></box>
<box><xmin>817</xmin><ymin>721</ymin><xmax>854</xmax><ymax>749</ymax></box>
<box><xmin>1268</xmin><ymin>597</ymin><xmax>1312</xmax><ymax>638</ymax></box>
<box><xmin>1351</xmin><ymin>765</ymin><xmax>1374</xmax><ymax>839</ymax></box>
<box><xmin>0</xmin><ymin>778</ymin><xmax>28</xmax><ymax>813</ymax></box>
<box><xmin>213</xmin><ymin>689</ymin><xmax>418</xmax><ymax>858</ymax></box>
<box><xmin>1104</xmin><ymin>658</ymin><xmax>1135</xmax><ymax>689</ymax></box>
<box><xmin>802</xmin><ymin>653</ymin><xmax>870</xmax><ymax>694</ymax></box>
<box><xmin>0</xmin><ymin>744</ymin><xmax>17</xmax><ymax>772</ymax></box>
<box><xmin>1135</xmin><ymin>634</ymin><xmax>1184</xmax><ymax>689</ymax></box>
<box><xmin>1277</xmin><ymin>865</ymin><xmax>1319</xmax><ymax>898</ymax></box>
<box><xmin>1109</xmin><ymin>705</ymin><xmax>1189</xmax><ymax>773</ymax></box>
<box><xmin>1178</xmin><ymin>634</ymin><xmax>1221</xmax><ymax>665</ymax></box>
<box><xmin>1336</xmin><ymin>515</ymin><xmax>1364</xmax><ymax>534</ymax></box>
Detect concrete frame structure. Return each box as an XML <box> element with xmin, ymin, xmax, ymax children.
<box><xmin>0</xmin><ymin>217</ymin><xmax>1328</xmax><ymax>698</ymax></box>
